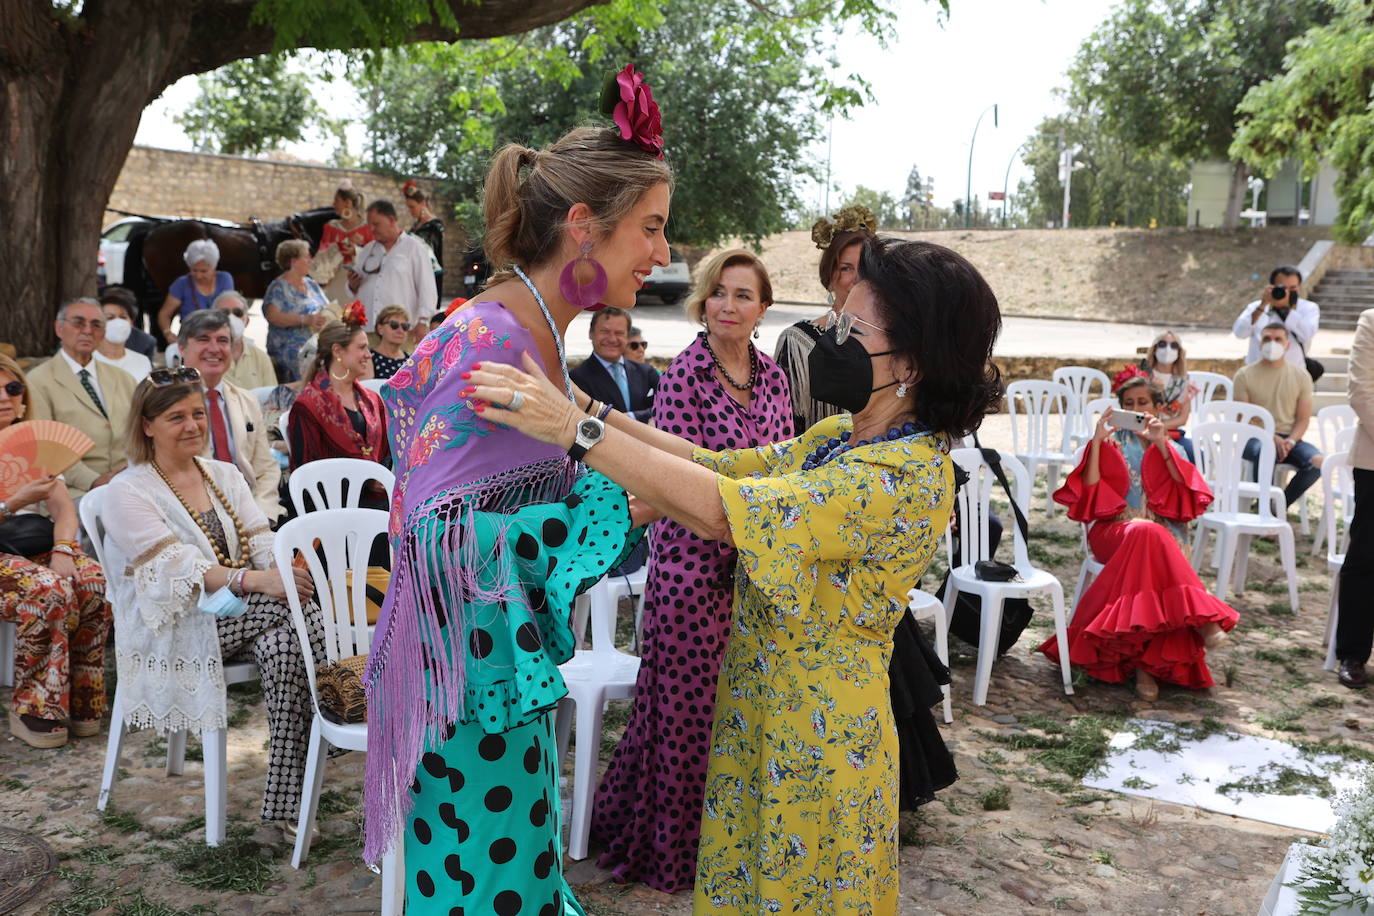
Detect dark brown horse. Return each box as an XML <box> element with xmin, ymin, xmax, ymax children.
<box><xmin>135</xmin><ymin>207</ymin><xmax>336</xmax><ymax>300</ymax></box>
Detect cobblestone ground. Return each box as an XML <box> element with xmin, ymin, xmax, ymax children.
<box><xmin>4</xmin><ymin>480</ymin><xmax>1370</xmax><ymax>915</ymax></box>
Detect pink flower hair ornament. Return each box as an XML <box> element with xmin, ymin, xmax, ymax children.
<box><xmin>600</xmin><ymin>64</ymin><xmax>664</xmax><ymax>159</ymax></box>
<box><xmin>1112</xmin><ymin>364</ymin><xmax>1151</xmax><ymax>395</ymax></box>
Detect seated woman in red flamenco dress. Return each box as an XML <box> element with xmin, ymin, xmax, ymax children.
<box><xmin>1039</xmin><ymin>366</ymin><xmax>1239</xmax><ymax>701</ymax></box>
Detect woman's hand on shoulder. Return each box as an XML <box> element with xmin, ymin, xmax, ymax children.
<box><xmin>464</xmin><ymin>351</ymin><xmax>582</xmax><ymax>449</ymax></box>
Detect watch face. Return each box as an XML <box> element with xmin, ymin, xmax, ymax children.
<box><xmin>578</xmin><ymin>418</ymin><xmax>603</xmax><ymax>440</ymax></box>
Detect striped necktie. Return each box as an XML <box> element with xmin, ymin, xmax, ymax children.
<box><xmin>78</xmin><ymin>368</ymin><xmax>106</xmax><ymax>418</ymax></box>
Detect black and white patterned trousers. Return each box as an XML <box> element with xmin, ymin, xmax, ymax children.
<box><xmin>216</xmin><ymin>592</ymin><xmax>325</xmax><ymax>822</ymax></box>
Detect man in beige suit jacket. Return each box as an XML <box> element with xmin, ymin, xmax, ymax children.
<box><xmin>178</xmin><ymin>310</ymin><xmax>283</xmax><ymax>521</ymax></box>
<box><xmin>1336</xmin><ymin>307</ymin><xmax>1374</xmax><ymax>688</ymax></box>
<box><xmin>27</xmin><ymin>298</ymin><xmax>137</xmax><ymax>499</ymax></box>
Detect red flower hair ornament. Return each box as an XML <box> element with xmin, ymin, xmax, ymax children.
<box><xmin>341</xmin><ymin>300</ymin><xmax>368</xmax><ymax>328</ymax></box>
<box><xmin>1111</xmin><ymin>364</ymin><xmax>1151</xmax><ymax>395</ymax></box>
<box><xmin>599</xmin><ymin>64</ymin><xmax>664</xmax><ymax>158</ymax></box>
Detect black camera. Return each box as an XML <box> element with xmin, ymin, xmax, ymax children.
<box><xmin>1272</xmin><ymin>285</ymin><xmax>1293</xmax><ymax>302</ymax></box>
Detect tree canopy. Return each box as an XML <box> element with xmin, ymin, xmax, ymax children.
<box><xmin>1230</xmin><ymin>0</ymin><xmax>1374</xmax><ymax>243</ymax></box>
<box><xmin>176</xmin><ymin>53</ymin><xmax>326</xmax><ymax>157</ymax></box>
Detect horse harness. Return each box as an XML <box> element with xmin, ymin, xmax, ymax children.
<box><xmin>249</xmin><ymin>214</ymin><xmax>309</xmax><ymax>273</ymax></box>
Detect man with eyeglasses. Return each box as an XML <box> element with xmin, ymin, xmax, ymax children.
<box><xmin>345</xmin><ymin>199</ymin><xmax>436</xmax><ymax>336</ymax></box>
<box><xmin>625</xmin><ymin>325</ymin><xmax>649</xmax><ymax>364</ymax></box>
<box><xmin>26</xmin><ymin>298</ymin><xmax>137</xmax><ymax>498</ymax></box>
<box><xmin>212</xmin><ymin>291</ymin><xmax>276</xmax><ymax>390</ymax></box>
<box><xmin>177</xmin><ymin>309</ymin><xmax>282</xmax><ymax>521</ymax></box>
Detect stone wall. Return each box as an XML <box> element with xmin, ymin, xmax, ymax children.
<box><xmin>108</xmin><ymin>146</ymin><xmax>467</xmax><ymax>297</ymax></box>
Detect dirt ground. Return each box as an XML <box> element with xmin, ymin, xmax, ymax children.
<box><xmin>712</xmin><ymin>226</ymin><xmax>1322</xmax><ymax>326</ymax></box>
<box><xmin>4</xmin><ymin>419</ymin><xmax>1369</xmax><ymax>915</ymax></box>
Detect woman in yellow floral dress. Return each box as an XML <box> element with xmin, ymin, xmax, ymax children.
<box><xmin>463</xmin><ymin>237</ymin><xmax>1003</xmax><ymax>915</ymax></box>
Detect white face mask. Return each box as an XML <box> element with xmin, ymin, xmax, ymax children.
<box><xmin>103</xmin><ymin>318</ymin><xmax>132</xmax><ymax>345</ymax></box>
<box><xmin>1261</xmin><ymin>340</ymin><xmax>1287</xmax><ymax>362</ymax></box>
<box><xmin>227</xmin><ymin>314</ymin><xmax>246</xmax><ymax>343</ymax></box>
<box><xmin>1154</xmin><ymin>344</ymin><xmax>1178</xmax><ymax>366</ymax></box>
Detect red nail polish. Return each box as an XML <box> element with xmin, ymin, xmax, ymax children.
<box><xmin>474</xmin><ymin>405</ymin><xmax>485</xmax><ymax>412</ymax></box>
<box><xmin>471</xmin><ymin>362</ymin><xmax>482</xmax><ymax>370</ymax></box>
<box><xmin>460</xmin><ymin>372</ymin><xmax>471</xmax><ymax>380</ymax></box>
<box><xmin>460</xmin><ymin>387</ymin><xmax>474</xmax><ymax>395</ymax></box>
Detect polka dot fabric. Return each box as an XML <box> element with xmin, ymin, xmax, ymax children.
<box><xmin>403</xmin><ymin>471</ymin><xmax>636</xmax><ymax>915</ymax></box>
<box><xmin>591</xmin><ymin>334</ymin><xmax>792</xmax><ymax>892</ymax></box>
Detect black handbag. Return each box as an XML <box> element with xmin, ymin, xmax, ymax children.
<box><xmin>0</xmin><ymin>514</ymin><xmax>56</xmax><ymax>557</ymax></box>
<box><xmin>944</xmin><ymin>443</ymin><xmax>1035</xmax><ymax>656</ymax></box>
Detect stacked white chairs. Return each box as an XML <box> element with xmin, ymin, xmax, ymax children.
<box><xmin>906</xmin><ymin>587</ymin><xmax>952</xmax><ymax>723</ymax></box>
<box><xmin>273</xmin><ymin>508</ymin><xmax>403</xmax><ymax>915</ymax></box>
<box><xmin>942</xmin><ymin>448</ymin><xmax>1074</xmax><ymax>707</ymax></box>
<box><xmin>1313</xmin><ymin>411</ymin><xmax>1359</xmax><ymax>556</ymax></box>
<box><xmin>83</xmin><ymin>487</ymin><xmax>261</xmax><ymax>848</ymax></box>
<box><xmin>1319</xmin><ymin>451</ymin><xmax>1356</xmax><ymax>671</ymax></box>
<box><xmin>1189</xmin><ymin>421</ymin><xmax>1300</xmax><ymax>611</ymax></box>
<box><xmin>1052</xmin><ymin>367</ymin><xmax>1111</xmax><ymax>449</ymax></box>
<box><xmin>1188</xmin><ymin>371</ymin><xmax>1232</xmax><ymax>412</ymax></box>
<box><xmin>1005</xmin><ymin>380</ymin><xmax>1078</xmax><ymax>517</ymax></box>
<box><xmin>555</xmin><ymin>575</ymin><xmax>643</xmax><ymax>860</ymax></box>
<box><xmin>288</xmin><ymin>457</ymin><xmax>396</xmax><ymax>515</ymax></box>
<box><xmin>569</xmin><ymin>565</ymin><xmax>648</xmax><ymax>651</ymax></box>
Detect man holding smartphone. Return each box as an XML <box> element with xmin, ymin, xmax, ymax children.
<box><xmin>1231</xmin><ymin>265</ymin><xmax>1320</xmax><ymax>369</ymax></box>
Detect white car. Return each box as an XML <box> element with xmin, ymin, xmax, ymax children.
<box><xmin>637</xmin><ymin>247</ymin><xmax>692</xmax><ymax>305</ymax></box>
<box><xmin>98</xmin><ymin>215</ymin><xmax>238</xmax><ymax>288</ymax></box>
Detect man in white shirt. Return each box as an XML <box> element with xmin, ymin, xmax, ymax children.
<box><xmin>347</xmin><ymin>199</ymin><xmax>437</xmax><ymax>333</ymax></box>
<box><xmin>26</xmin><ymin>298</ymin><xmax>136</xmax><ymax>497</ymax></box>
<box><xmin>1231</xmin><ymin>265</ymin><xmax>1320</xmax><ymax>369</ymax></box>
<box><xmin>178</xmin><ymin>309</ymin><xmax>283</xmax><ymax>521</ymax></box>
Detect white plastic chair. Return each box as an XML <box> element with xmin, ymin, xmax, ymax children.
<box><xmin>1319</xmin><ymin>451</ymin><xmax>1356</xmax><ymax>671</ymax></box>
<box><xmin>82</xmin><ymin>488</ymin><xmax>259</xmax><ymax>848</ymax></box>
<box><xmin>1188</xmin><ymin>371</ymin><xmax>1232</xmax><ymax>412</ymax></box>
<box><xmin>250</xmin><ymin>385</ymin><xmax>277</xmax><ymax>408</ymax></box>
<box><xmin>907</xmin><ymin>588</ymin><xmax>951</xmax><ymax>723</ymax></box>
<box><xmin>1194</xmin><ymin>401</ymin><xmax>1297</xmax><ymax>528</ymax></box>
<box><xmin>1314</xmin><ymin>418</ymin><xmax>1358</xmax><ymax>556</ymax></box>
<box><xmin>273</xmin><ymin>508</ymin><xmax>403</xmax><ymax>916</ymax></box>
<box><xmin>1052</xmin><ymin>367</ymin><xmax>1110</xmax><ymax>449</ymax></box>
<box><xmin>0</xmin><ymin>620</ymin><xmax>13</xmax><ymax>687</ymax></box>
<box><xmin>288</xmin><ymin>457</ymin><xmax>396</xmax><ymax>515</ymax></box>
<box><xmin>942</xmin><ymin>448</ymin><xmax>1074</xmax><ymax>706</ymax></box>
<box><xmin>359</xmin><ymin>378</ymin><xmax>389</xmax><ymax>395</ymax></box>
<box><xmin>1189</xmin><ymin>421</ymin><xmax>1300</xmax><ymax>611</ymax></box>
<box><xmin>278</xmin><ymin>409</ymin><xmax>291</xmax><ymax>458</ymax></box>
<box><xmin>554</xmin><ymin>575</ymin><xmax>643</xmax><ymax>860</ymax></box>
<box><xmin>569</xmin><ymin>565</ymin><xmax>647</xmax><ymax>651</ymax></box>
<box><xmin>1005</xmin><ymin>380</ymin><xmax>1078</xmax><ymax>518</ymax></box>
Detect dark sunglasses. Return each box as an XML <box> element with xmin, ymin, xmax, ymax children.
<box><xmin>148</xmin><ymin>367</ymin><xmax>203</xmax><ymax>387</ymax></box>
<box><xmin>627</xmin><ymin>341</ymin><xmax>647</xmax><ymax>350</ymax></box>
<box><xmin>224</xmin><ymin>308</ymin><xmax>246</xmax><ymax>319</ymax></box>
<box><xmin>3</xmin><ymin>381</ymin><xmax>24</xmax><ymax>397</ymax></box>
<box><xmin>383</xmin><ymin>320</ymin><xmax>411</xmax><ymax>331</ymax></box>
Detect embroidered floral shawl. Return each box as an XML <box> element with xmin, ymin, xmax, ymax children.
<box><xmin>289</xmin><ymin>370</ymin><xmax>389</xmax><ymax>470</ymax></box>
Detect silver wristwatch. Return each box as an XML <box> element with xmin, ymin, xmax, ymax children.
<box><xmin>567</xmin><ymin>415</ymin><xmax>606</xmax><ymax>462</ymax></box>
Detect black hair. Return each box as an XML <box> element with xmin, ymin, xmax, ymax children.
<box><xmin>1269</xmin><ymin>265</ymin><xmax>1302</xmax><ymax>284</ymax></box>
<box><xmin>98</xmin><ymin>286</ymin><xmax>140</xmax><ymax>321</ymax></box>
<box><xmin>366</xmin><ymin>199</ymin><xmax>399</xmax><ymax>221</ymax></box>
<box><xmin>858</xmin><ymin>237</ymin><xmax>1003</xmax><ymax>438</ymax></box>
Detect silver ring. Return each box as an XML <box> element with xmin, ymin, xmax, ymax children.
<box><xmin>508</xmin><ymin>390</ymin><xmax>526</xmax><ymax>411</ymax></box>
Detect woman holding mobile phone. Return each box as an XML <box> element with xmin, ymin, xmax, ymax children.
<box><xmin>1038</xmin><ymin>365</ymin><xmax>1239</xmax><ymax>701</ymax></box>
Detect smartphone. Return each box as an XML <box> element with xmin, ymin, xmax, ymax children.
<box><xmin>1111</xmin><ymin>410</ymin><xmax>1148</xmax><ymax>432</ymax></box>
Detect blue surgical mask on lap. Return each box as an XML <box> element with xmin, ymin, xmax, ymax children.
<box><xmin>199</xmin><ymin>585</ymin><xmax>248</xmax><ymax>619</ymax></box>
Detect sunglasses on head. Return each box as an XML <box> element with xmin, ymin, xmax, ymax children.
<box><xmin>148</xmin><ymin>367</ymin><xmax>202</xmax><ymax>387</ymax></box>
<box><xmin>627</xmin><ymin>341</ymin><xmax>647</xmax><ymax>351</ymax></box>
<box><xmin>383</xmin><ymin>321</ymin><xmax>411</xmax><ymax>331</ymax></box>
<box><xmin>3</xmin><ymin>381</ymin><xmax>24</xmax><ymax>398</ymax></box>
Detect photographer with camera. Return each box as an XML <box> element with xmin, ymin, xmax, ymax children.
<box><xmin>1232</xmin><ymin>265</ymin><xmax>1320</xmax><ymax>371</ymax></box>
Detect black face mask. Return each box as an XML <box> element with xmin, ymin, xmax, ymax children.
<box><xmin>807</xmin><ymin>328</ymin><xmax>897</xmax><ymax>414</ymax></box>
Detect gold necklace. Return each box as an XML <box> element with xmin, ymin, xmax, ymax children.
<box><xmin>153</xmin><ymin>460</ymin><xmax>251</xmax><ymax>569</ymax></box>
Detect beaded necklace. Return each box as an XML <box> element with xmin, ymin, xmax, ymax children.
<box><xmin>801</xmin><ymin>421</ymin><xmax>927</xmax><ymax>471</ymax></box>
<box><xmin>512</xmin><ymin>265</ymin><xmax>573</xmax><ymax>400</ymax></box>
<box><xmin>699</xmin><ymin>331</ymin><xmax>758</xmax><ymax>392</ymax></box>
<box><xmin>153</xmin><ymin>460</ymin><xmax>250</xmax><ymax>568</ymax></box>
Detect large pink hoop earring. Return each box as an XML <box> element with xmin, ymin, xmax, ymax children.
<box><xmin>559</xmin><ymin>241</ymin><xmax>608</xmax><ymax>311</ymax></box>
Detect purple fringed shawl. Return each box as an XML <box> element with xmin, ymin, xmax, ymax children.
<box><xmin>361</xmin><ymin>300</ymin><xmax>575</xmax><ymax>864</ymax></box>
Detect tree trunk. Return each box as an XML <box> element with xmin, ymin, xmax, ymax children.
<box><xmin>0</xmin><ymin>0</ymin><xmax>604</xmax><ymax>357</ymax></box>
<box><xmin>1222</xmin><ymin>159</ymin><xmax>1251</xmax><ymax>230</ymax></box>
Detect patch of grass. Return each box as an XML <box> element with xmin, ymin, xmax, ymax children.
<box><xmin>984</xmin><ymin>715</ymin><xmax>1124</xmax><ymax>780</ymax></box>
<box><xmin>150</xmin><ymin>815</ymin><xmax>205</xmax><ymax>841</ymax></box>
<box><xmin>942</xmin><ymin>796</ymin><xmax>967</xmax><ymax>816</ymax></box>
<box><xmin>1264</xmin><ymin>599</ymin><xmax>1297</xmax><ymax>617</ymax></box>
<box><xmin>165</xmin><ymin>824</ymin><xmax>276</xmax><ymax>893</ymax></box>
<box><xmin>978</xmin><ymin>784</ymin><xmax>1012</xmax><ymax>811</ymax></box>
<box><xmin>1090</xmin><ymin>849</ymin><xmax>1117</xmax><ymax>865</ymax></box>
<box><xmin>318</xmin><ymin>788</ymin><xmax>357</xmax><ymax>817</ymax></box>
<box><xmin>74</xmin><ymin>844</ymin><xmax>124</xmax><ymax>864</ymax></box>
<box><xmin>1</xmin><ymin>776</ymin><xmax>24</xmax><ymax>791</ymax></box>
<box><xmin>1217</xmin><ymin>763</ymin><xmax>1334</xmax><ymax>800</ymax></box>
<box><xmin>99</xmin><ymin>807</ymin><xmax>142</xmax><ymax>835</ymax></box>
<box><xmin>1295</xmin><ymin>739</ymin><xmax>1374</xmax><ymax>765</ymax></box>
<box><xmin>1178</xmin><ymin>716</ymin><xmax>1231</xmax><ymax>742</ymax></box>
<box><xmin>1307</xmin><ymin>695</ymin><xmax>1343</xmax><ymax>709</ymax></box>
<box><xmin>1121</xmin><ymin>776</ymin><xmax>1156</xmax><ymax>790</ymax></box>
<box><xmin>1224</xmin><ymin>664</ymin><xmax>1238</xmax><ymax>688</ymax></box>
<box><xmin>114</xmin><ymin>891</ymin><xmax>217</xmax><ymax>916</ymax></box>
<box><xmin>1064</xmin><ymin>790</ymin><xmax>1113</xmax><ymax>807</ymax></box>
<box><xmin>1252</xmin><ymin>538</ymin><xmax>1279</xmax><ymax>555</ymax></box>
<box><xmin>1030</xmin><ymin>529</ymin><xmax>1081</xmax><ymax>547</ymax></box>
<box><xmin>1256</xmin><ymin>710</ymin><xmax>1306</xmax><ymax>733</ymax></box>
<box><xmin>48</xmin><ymin>867</ymin><xmax>118</xmax><ymax>916</ymax></box>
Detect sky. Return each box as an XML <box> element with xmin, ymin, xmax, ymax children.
<box><xmin>135</xmin><ymin>0</ymin><xmax>1121</xmax><ymax>215</ymax></box>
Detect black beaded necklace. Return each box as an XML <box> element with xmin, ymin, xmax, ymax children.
<box><xmin>699</xmin><ymin>331</ymin><xmax>758</xmax><ymax>392</ymax></box>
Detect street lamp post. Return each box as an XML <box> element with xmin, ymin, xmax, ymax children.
<box><xmin>1001</xmin><ymin>140</ymin><xmax>1031</xmax><ymax>228</ymax></box>
<box><xmin>964</xmin><ymin>103</ymin><xmax>998</xmax><ymax>229</ymax></box>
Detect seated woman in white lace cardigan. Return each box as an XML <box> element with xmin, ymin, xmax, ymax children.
<box><xmin>104</xmin><ymin>368</ymin><xmax>325</xmax><ymax>836</ymax></box>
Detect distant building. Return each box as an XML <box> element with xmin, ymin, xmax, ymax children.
<box><xmin>1187</xmin><ymin>159</ymin><xmax>1342</xmax><ymax>228</ymax></box>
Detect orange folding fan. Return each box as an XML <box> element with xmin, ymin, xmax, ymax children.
<box><xmin>0</xmin><ymin>420</ymin><xmax>95</xmax><ymax>495</ymax></box>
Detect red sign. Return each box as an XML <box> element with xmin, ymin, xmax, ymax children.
<box><xmin>988</xmin><ymin>191</ymin><xmax>1006</xmax><ymax>201</ymax></box>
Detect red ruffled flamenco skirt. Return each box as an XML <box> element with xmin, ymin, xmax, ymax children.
<box><xmin>1039</xmin><ymin>519</ymin><xmax>1239</xmax><ymax>688</ymax></box>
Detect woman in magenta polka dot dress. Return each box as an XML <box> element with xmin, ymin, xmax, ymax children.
<box><xmin>591</xmin><ymin>249</ymin><xmax>792</xmax><ymax>891</ymax></box>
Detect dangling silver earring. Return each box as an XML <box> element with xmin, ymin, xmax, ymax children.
<box><xmin>896</xmin><ymin>381</ymin><xmax>909</xmax><ymax>399</ymax></box>
<box><xmin>753</xmin><ymin>325</ymin><xmax>761</xmax><ymax>339</ymax></box>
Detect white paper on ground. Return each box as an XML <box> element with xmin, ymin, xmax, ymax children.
<box><xmin>1083</xmin><ymin>718</ymin><xmax>1362</xmax><ymax>833</ymax></box>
